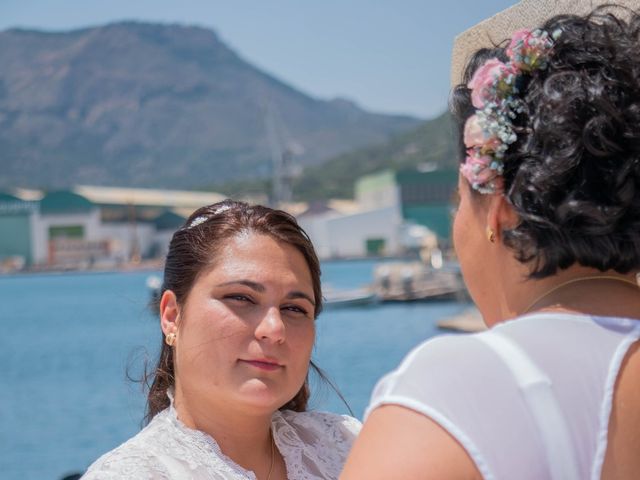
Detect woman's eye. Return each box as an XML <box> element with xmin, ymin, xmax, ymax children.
<box><xmin>224</xmin><ymin>294</ymin><xmax>253</xmax><ymax>303</ymax></box>
<box><xmin>282</xmin><ymin>304</ymin><xmax>309</xmax><ymax>316</ymax></box>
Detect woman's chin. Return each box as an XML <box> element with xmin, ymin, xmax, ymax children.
<box><xmin>236</xmin><ymin>380</ymin><xmax>293</xmax><ymax>413</ymax></box>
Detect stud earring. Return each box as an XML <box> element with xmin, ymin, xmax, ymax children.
<box><xmin>486</xmin><ymin>227</ymin><xmax>496</xmax><ymax>243</ymax></box>
<box><xmin>165</xmin><ymin>332</ymin><xmax>176</xmax><ymax>346</ymax></box>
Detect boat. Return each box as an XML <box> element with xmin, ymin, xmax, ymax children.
<box><xmin>437</xmin><ymin>308</ymin><xmax>486</xmax><ymax>332</ymax></box>
<box><xmin>323</xmin><ymin>287</ymin><xmax>378</xmax><ymax>309</ymax></box>
<box><xmin>147</xmin><ymin>274</ymin><xmax>162</xmax><ymax>313</ymax></box>
<box><xmin>373</xmin><ymin>261</ymin><xmax>467</xmax><ymax>303</ymax></box>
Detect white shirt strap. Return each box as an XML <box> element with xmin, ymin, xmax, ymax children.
<box><xmin>475</xmin><ymin>330</ymin><xmax>581</xmax><ymax>480</ymax></box>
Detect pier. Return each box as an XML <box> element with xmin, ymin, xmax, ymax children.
<box><xmin>373</xmin><ymin>261</ymin><xmax>467</xmax><ymax>302</ymax></box>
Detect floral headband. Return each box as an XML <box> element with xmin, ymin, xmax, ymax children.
<box><xmin>460</xmin><ymin>28</ymin><xmax>561</xmax><ymax>194</ymax></box>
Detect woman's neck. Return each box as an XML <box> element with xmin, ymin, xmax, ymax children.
<box><xmin>490</xmin><ymin>265</ymin><xmax>640</xmax><ymax>326</ymax></box>
<box><xmin>172</xmin><ymin>386</ymin><xmax>275</xmax><ymax>476</ymax></box>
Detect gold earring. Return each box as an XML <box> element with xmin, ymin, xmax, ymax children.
<box><xmin>486</xmin><ymin>227</ymin><xmax>496</xmax><ymax>243</ymax></box>
<box><xmin>165</xmin><ymin>332</ymin><xmax>176</xmax><ymax>346</ymax></box>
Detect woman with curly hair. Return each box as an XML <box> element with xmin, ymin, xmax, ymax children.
<box><xmin>341</xmin><ymin>4</ymin><xmax>640</xmax><ymax>480</ymax></box>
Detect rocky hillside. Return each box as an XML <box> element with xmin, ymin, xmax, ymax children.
<box><xmin>0</xmin><ymin>22</ymin><xmax>420</xmax><ymax>189</ymax></box>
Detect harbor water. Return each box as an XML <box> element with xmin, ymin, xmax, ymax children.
<box><xmin>1</xmin><ymin>260</ymin><xmax>469</xmax><ymax>480</ymax></box>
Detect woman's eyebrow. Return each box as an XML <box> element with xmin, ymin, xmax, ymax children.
<box><xmin>216</xmin><ymin>280</ymin><xmax>315</xmax><ymax>305</ymax></box>
<box><xmin>286</xmin><ymin>291</ymin><xmax>316</xmax><ymax>306</ymax></box>
<box><xmin>216</xmin><ymin>280</ymin><xmax>265</xmax><ymax>292</ymax></box>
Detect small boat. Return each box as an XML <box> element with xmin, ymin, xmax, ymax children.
<box><xmin>323</xmin><ymin>287</ymin><xmax>378</xmax><ymax>309</ymax></box>
<box><xmin>147</xmin><ymin>275</ymin><xmax>162</xmax><ymax>313</ymax></box>
<box><xmin>437</xmin><ymin>308</ymin><xmax>486</xmax><ymax>332</ymax></box>
<box><xmin>372</xmin><ymin>261</ymin><xmax>468</xmax><ymax>303</ymax></box>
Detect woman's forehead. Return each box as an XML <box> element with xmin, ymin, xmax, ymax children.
<box><xmin>200</xmin><ymin>234</ymin><xmax>312</xmax><ymax>286</ymax></box>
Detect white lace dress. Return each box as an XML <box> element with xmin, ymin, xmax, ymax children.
<box><xmin>82</xmin><ymin>401</ymin><xmax>361</xmax><ymax>480</ymax></box>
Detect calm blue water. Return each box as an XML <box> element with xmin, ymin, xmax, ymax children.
<box><xmin>1</xmin><ymin>260</ymin><xmax>469</xmax><ymax>480</ymax></box>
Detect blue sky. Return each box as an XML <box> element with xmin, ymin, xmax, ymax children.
<box><xmin>0</xmin><ymin>0</ymin><xmax>516</xmax><ymax>118</ymax></box>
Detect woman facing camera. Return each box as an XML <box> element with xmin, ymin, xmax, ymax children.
<box><xmin>342</xmin><ymin>6</ymin><xmax>640</xmax><ymax>480</ymax></box>
<box><xmin>84</xmin><ymin>201</ymin><xmax>360</xmax><ymax>479</ymax></box>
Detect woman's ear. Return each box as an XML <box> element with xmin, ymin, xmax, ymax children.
<box><xmin>160</xmin><ymin>290</ymin><xmax>180</xmax><ymax>336</ymax></box>
<box><xmin>486</xmin><ymin>194</ymin><xmax>519</xmax><ymax>241</ymax></box>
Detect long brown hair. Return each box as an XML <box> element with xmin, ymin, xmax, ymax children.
<box><xmin>144</xmin><ymin>200</ymin><xmax>323</xmax><ymax>423</ymax></box>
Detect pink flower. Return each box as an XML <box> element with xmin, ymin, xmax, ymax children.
<box><xmin>506</xmin><ymin>29</ymin><xmax>531</xmax><ymax>59</ymax></box>
<box><xmin>463</xmin><ymin>115</ymin><xmax>484</xmax><ymax>147</ymax></box>
<box><xmin>463</xmin><ymin>114</ymin><xmax>500</xmax><ymax>150</ymax></box>
<box><xmin>468</xmin><ymin>58</ymin><xmax>514</xmax><ymax>108</ymax></box>
<box><xmin>506</xmin><ymin>28</ymin><xmax>553</xmax><ymax>71</ymax></box>
<box><xmin>460</xmin><ymin>150</ymin><xmax>494</xmax><ymax>185</ymax></box>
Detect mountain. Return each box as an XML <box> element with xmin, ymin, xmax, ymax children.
<box><xmin>0</xmin><ymin>22</ymin><xmax>420</xmax><ymax>189</ymax></box>
<box><xmin>217</xmin><ymin>111</ymin><xmax>458</xmax><ymax>201</ymax></box>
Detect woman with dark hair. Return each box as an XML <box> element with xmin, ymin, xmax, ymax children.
<box><xmin>84</xmin><ymin>200</ymin><xmax>360</xmax><ymax>479</ymax></box>
<box><xmin>341</xmin><ymin>5</ymin><xmax>640</xmax><ymax>480</ymax></box>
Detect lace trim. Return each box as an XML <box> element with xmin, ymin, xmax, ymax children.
<box><xmin>273</xmin><ymin>411</ymin><xmax>360</xmax><ymax>479</ymax></box>
<box><xmin>84</xmin><ymin>402</ymin><xmax>360</xmax><ymax>480</ymax></box>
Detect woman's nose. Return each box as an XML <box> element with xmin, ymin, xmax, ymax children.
<box><xmin>254</xmin><ymin>306</ymin><xmax>285</xmax><ymax>343</ymax></box>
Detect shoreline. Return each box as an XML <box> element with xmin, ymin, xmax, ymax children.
<box><xmin>0</xmin><ymin>254</ymin><xmax>421</xmax><ymax>277</ymax></box>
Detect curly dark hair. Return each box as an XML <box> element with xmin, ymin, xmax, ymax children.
<box><xmin>451</xmin><ymin>5</ymin><xmax>640</xmax><ymax>278</ymax></box>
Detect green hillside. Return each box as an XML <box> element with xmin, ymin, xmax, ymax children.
<box><xmin>217</xmin><ymin>111</ymin><xmax>458</xmax><ymax>201</ymax></box>
<box><xmin>293</xmin><ymin>111</ymin><xmax>457</xmax><ymax>200</ymax></box>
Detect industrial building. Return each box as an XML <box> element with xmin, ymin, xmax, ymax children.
<box><xmin>0</xmin><ymin>168</ymin><xmax>457</xmax><ymax>270</ymax></box>
<box><xmin>298</xmin><ymin>168</ymin><xmax>457</xmax><ymax>259</ymax></box>
<box><xmin>0</xmin><ymin>186</ymin><xmax>224</xmax><ymax>270</ymax></box>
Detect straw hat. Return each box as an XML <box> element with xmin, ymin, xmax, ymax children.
<box><xmin>451</xmin><ymin>0</ymin><xmax>640</xmax><ymax>86</ymax></box>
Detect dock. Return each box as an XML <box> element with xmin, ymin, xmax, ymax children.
<box><xmin>323</xmin><ymin>287</ymin><xmax>378</xmax><ymax>309</ymax></box>
<box><xmin>373</xmin><ymin>261</ymin><xmax>467</xmax><ymax>303</ymax></box>
<box><xmin>437</xmin><ymin>307</ymin><xmax>486</xmax><ymax>332</ymax></box>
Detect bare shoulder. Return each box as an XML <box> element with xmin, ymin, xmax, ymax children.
<box><xmin>340</xmin><ymin>405</ymin><xmax>482</xmax><ymax>480</ymax></box>
<box><xmin>601</xmin><ymin>340</ymin><xmax>640</xmax><ymax>480</ymax></box>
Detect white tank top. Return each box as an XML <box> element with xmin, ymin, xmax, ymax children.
<box><xmin>366</xmin><ymin>312</ymin><xmax>640</xmax><ymax>480</ymax></box>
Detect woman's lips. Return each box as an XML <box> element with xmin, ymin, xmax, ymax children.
<box><xmin>240</xmin><ymin>359</ymin><xmax>283</xmax><ymax>371</ymax></box>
